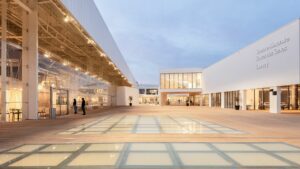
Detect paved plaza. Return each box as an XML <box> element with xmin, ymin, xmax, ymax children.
<box><xmin>0</xmin><ymin>106</ymin><xmax>300</xmax><ymax>168</ymax></box>
<box><xmin>59</xmin><ymin>115</ymin><xmax>244</xmax><ymax>135</ymax></box>
<box><xmin>1</xmin><ymin>142</ymin><xmax>300</xmax><ymax>168</ymax></box>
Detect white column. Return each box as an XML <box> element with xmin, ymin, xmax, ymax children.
<box><xmin>270</xmin><ymin>86</ymin><xmax>281</xmax><ymax>114</ymax></box>
<box><xmin>1</xmin><ymin>0</ymin><xmax>8</xmax><ymax>121</ymax></box>
<box><xmin>22</xmin><ymin>1</ymin><xmax>39</xmax><ymax>119</ymax></box>
<box><xmin>208</xmin><ymin>93</ymin><xmax>212</xmax><ymax>107</ymax></box>
<box><xmin>221</xmin><ymin>92</ymin><xmax>225</xmax><ymax>108</ymax></box>
<box><xmin>239</xmin><ymin>90</ymin><xmax>247</xmax><ymax>110</ymax></box>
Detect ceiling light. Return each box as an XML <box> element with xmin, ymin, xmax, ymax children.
<box><xmin>44</xmin><ymin>52</ymin><xmax>50</xmax><ymax>58</ymax></box>
<box><xmin>87</xmin><ymin>39</ymin><xmax>95</xmax><ymax>45</ymax></box>
<box><xmin>64</xmin><ymin>15</ymin><xmax>71</xmax><ymax>22</ymax></box>
<box><xmin>100</xmin><ymin>53</ymin><xmax>106</xmax><ymax>57</ymax></box>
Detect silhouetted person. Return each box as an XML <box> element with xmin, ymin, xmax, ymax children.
<box><xmin>81</xmin><ymin>98</ymin><xmax>86</xmax><ymax>115</ymax></box>
<box><xmin>73</xmin><ymin>99</ymin><xmax>77</xmax><ymax>114</ymax></box>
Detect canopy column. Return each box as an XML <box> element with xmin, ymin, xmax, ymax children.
<box><xmin>22</xmin><ymin>0</ymin><xmax>39</xmax><ymax>119</ymax></box>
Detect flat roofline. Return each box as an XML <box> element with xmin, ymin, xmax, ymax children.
<box><xmin>160</xmin><ymin>68</ymin><xmax>203</xmax><ymax>73</ymax></box>
<box><xmin>205</xmin><ymin>18</ymin><xmax>300</xmax><ymax>70</ymax></box>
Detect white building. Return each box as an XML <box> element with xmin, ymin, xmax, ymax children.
<box><xmin>139</xmin><ymin>84</ymin><xmax>159</xmax><ymax>105</ymax></box>
<box><xmin>160</xmin><ymin>19</ymin><xmax>300</xmax><ymax>114</ymax></box>
<box><xmin>0</xmin><ymin>0</ymin><xmax>138</xmax><ymax>122</ymax></box>
<box><xmin>159</xmin><ymin>68</ymin><xmax>203</xmax><ymax>106</ymax></box>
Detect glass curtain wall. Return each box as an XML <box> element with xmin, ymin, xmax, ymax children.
<box><xmin>225</xmin><ymin>91</ymin><xmax>239</xmax><ymax>108</ymax></box>
<box><xmin>211</xmin><ymin>93</ymin><xmax>221</xmax><ymax>107</ymax></box>
<box><xmin>1</xmin><ymin>44</ymin><xmax>113</xmax><ymax>121</ymax></box>
<box><xmin>160</xmin><ymin>73</ymin><xmax>201</xmax><ymax>89</ymax></box>
<box><xmin>281</xmin><ymin>85</ymin><xmax>300</xmax><ymax>110</ymax></box>
<box><xmin>0</xmin><ymin>45</ymin><xmax>23</xmax><ymax>122</ymax></box>
<box><xmin>245</xmin><ymin>88</ymin><xmax>269</xmax><ymax>110</ymax></box>
<box><xmin>200</xmin><ymin>94</ymin><xmax>209</xmax><ymax>106</ymax></box>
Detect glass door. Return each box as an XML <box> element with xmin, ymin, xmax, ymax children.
<box><xmin>50</xmin><ymin>87</ymin><xmax>69</xmax><ymax>118</ymax></box>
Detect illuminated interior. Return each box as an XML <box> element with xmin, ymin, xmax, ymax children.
<box><xmin>0</xmin><ymin>44</ymin><xmax>112</xmax><ymax>122</ymax></box>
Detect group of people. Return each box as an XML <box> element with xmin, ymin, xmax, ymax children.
<box><xmin>72</xmin><ymin>98</ymin><xmax>86</xmax><ymax>115</ymax></box>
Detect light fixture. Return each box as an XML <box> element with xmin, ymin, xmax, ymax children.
<box><xmin>100</xmin><ymin>53</ymin><xmax>106</xmax><ymax>57</ymax></box>
<box><xmin>75</xmin><ymin>67</ymin><xmax>79</xmax><ymax>71</ymax></box>
<box><xmin>38</xmin><ymin>84</ymin><xmax>43</xmax><ymax>91</ymax></box>
<box><xmin>44</xmin><ymin>52</ymin><xmax>50</xmax><ymax>58</ymax></box>
<box><xmin>64</xmin><ymin>15</ymin><xmax>71</xmax><ymax>23</ymax></box>
<box><xmin>62</xmin><ymin>62</ymin><xmax>68</xmax><ymax>66</ymax></box>
<box><xmin>85</xmin><ymin>71</ymin><xmax>89</xmax><ymax>75</ymax></box>
<box><xmin>87</xmin><ymin>39</ymin><xmax>95</xmax><ymax>45</ymax></box>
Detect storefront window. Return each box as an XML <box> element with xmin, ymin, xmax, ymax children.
<box><xmin>281</xmin><ymin>85</ymin><xmax>300</xmax><ymax>110</ymax></box>
<box><xmin>245</xmin><ymin>88</ymin><xmax>269</xmax><ymax>110</ymax></box>
<box><xmin>225</xmin><ymin>91</ymin><xmax>239</xmax><ymax>109</ymax></box>
<box><xmin>200</xmin><ymin>94</ymin><xmax>209</xmax><ymax>106</ymax></box>
<box><xmin>211</xmin><ymin>93</ymin><xmax>221</xmax><ymax>107</ymax></box>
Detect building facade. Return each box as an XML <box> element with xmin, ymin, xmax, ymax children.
<box><xmin>0</xmin><ymin>0</ymin><xmax>137</xmax><ymax>122</ymax></box>
<box><xmin>159</xmin><ymin>19</ymin><xmax>300</xmax><ymax>114</ymax></box>
<box><xmin>139</xmin><ymin>85</ymin><xmax>159</xmax><ymax>105</ymax></box>
<box><xmin>159</xmin><ymin>68</ymin><xmax>203</xmax><ymax>106</ymax></box>
<box><xmin>202</xmin><ymin>19</ymin><xmax>300</xmax><ymax>113</ymax></box>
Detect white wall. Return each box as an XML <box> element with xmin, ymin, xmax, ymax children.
<box><xmin>61</xmin><ymin>0</ymin><xmax>137</xmax><ymax>87</ymax></box>
<box><xmin>203</xmin><ymin>19</ymin><xmax>300</xmax><ymax>93</ymax></box>
<box><xmin>116</xmin><ymin>86</ymin><xmax>139</xmax><ymax>106</ymax></box>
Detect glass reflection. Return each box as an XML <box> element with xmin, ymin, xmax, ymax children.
<box><xmin>160</xmin><ymin>73</ymin><xmax>202</xmax><ymax>89</ymax></box>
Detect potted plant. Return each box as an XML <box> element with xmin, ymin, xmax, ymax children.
<box><xmin>129</xmin><ymin>96</ymin><xmax>133</xmax><ymax>106</ymax></box>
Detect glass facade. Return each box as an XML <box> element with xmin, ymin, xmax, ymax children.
<box><xmin>0</xmin><ymin>44</ymin><xmax>113</xmax><ymax>121</ymax></box>
<box><xmin>281</xmin><ymin>85</ymin><xmax>300</xmax><ymax>110</ymax></box>
<box><xmin>160</xmin><ymin>72</ymin><xmax>201</xmax><ymax>89</ymax></box>
<box><xmin>245</xmin><ymin>88</ymin><xmax>269</xmax><ymax>110</ymax></box>
<box><xmin>211</xmin><ymin>93</ymin><xmax>221</xmax><ymax>107</ymax></box>
<box><xmin>200</xmin><ymin>94</ymin><xmax>209</xmax><ymax>106</ymax></box>
<box><xmin>225</xmin><ymin>91</ymin><xmax>240</xmax><ymax>109</ymax></box>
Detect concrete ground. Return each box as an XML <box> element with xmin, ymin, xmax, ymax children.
<box><xmin>0</xmin><ymin>106</ymin><xmax>300</xmax><ymax>168</ymax></box>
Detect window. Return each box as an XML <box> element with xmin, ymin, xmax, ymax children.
<box><xmin>170</xmin><ymin>74</ymin><xmax>174</xmax><ymax>89</ymax></box>
<box><xmin>178</xmin><ymin>73</ymin><xmax>183</xmax><ymax>88</ymax></box>
<box><xmin>146</xmin><ymin>89</ymin><xmax>158</xmax><ymax>95</ymax></box>
<box><xmin>174</xmin><ymin>73</ymin><xmax>178</xmax><ymax>89</ymax></box>
<box><xmin>196</xmin><ymin>73</ymin><xmax>201</xmax><ymax>88</ymax></box>
<box><xmin>183</xmin><ymin>74</ymin><xmax>188</xmax><ymax>88</ymax></box>
<box><xmin>192</xmin><ymin>73</ymin><xmax>197</xmax><ymax>88</ymax></box>
<box><xmin>165</xmin><ymin>74</ymin><xmax>170</xmax><ymax>89</ymax></box>
<box><xmin>160</xmin><ymin>74</ymin><xmax>165</xmax><ymax>89</ymax></box>
<box><xmin>139</xmin><ymin>89</ymin><xmax>145</xmax><ymax>94</ymax></box>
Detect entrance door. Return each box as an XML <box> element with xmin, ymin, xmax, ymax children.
<box><xmin>50</xmin><ymin>87</ymin><xmax>69</xmax><ymax>118</ymax></box>
<box><xmin>167</xmin><ymin>94</ymin><xmax>189</xmax><ymax>106</ymax></box>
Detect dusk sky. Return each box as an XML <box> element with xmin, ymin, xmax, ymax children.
<box><xmin>94</xmin><ymin>0</ymin><xmax>300</xmax><ymax>85</ymax></box>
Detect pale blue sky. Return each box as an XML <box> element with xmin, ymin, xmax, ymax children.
<box><xmin>94</xmin><ymin>0</ymin><xmax>300</xmax><ymax>85</ymax></box>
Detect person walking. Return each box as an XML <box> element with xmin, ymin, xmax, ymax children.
<box><xmin>73</xmin><ymin>99</ymin><xmax>77</xmax><ymax>114</ymax></box>
<box><xmin>81</xmin><ymin>98</ymin><xmax>86</xmax><ymax>115</ymax></box>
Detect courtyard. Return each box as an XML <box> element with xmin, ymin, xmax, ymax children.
<box><xmin>0</xmin><ymin>106</ymin><xmax>300</xmax><ymax>168</ymax></box>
